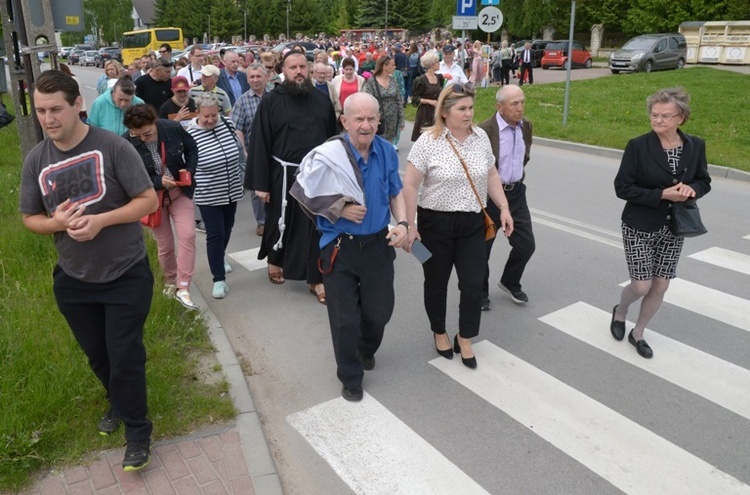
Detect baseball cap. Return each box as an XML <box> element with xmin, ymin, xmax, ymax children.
<box><xmin>443</xmin><ymin>45</ymin><xmax>455</xmax><ymax>53</ymax></box>
<box><xmin>171</xmin><ymin>76</ymin><xmax>190</xmax><ymax>91</ymax></box>
<box><xmin>200</xmin><ymin>65</ymin><xmax>220</xmax><ymax>77</ymax></box>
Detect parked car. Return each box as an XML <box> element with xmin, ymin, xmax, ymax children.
<box><xmin>59</xmin><ymin>46</ymin><xmax>73</xmax><ymax>58</ymax></box>
<box><xmin>271</xmin><ymin>41</ymin><xmax>318</xmax><ymax>62</ymax></box>
<box><xmin>68</xmin><ymin>48</ymin><xmax>85</xmax><ymax>65</ymax></box>
<box><xmin>96</xmin><ymin>47</ymin><xmax>123</xmax><ymax>67</ymax></box>
<box><xmin>81</xmin><ymin>50</ymin><xmax>99</xmax><ymax>66</ymax></box>
<box><xmin>541</xmin><ymin>40</ymin><xmax>592</xmax><ymax>69</ymax></box>
<box><xmin>513</xmin><ymin>40</ymin><xmax>551</xmax><ymax>67</ymax></box>
<box><xmin>609</xmin><ymin>33</ymin><xmax>687</xmax><ymax>74</ymax></box>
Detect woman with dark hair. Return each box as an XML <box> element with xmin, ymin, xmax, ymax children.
<box><xmin>364</xmin><ymin>55</ymin><xmax>404</xmax><ymax>149</ymax></box>
<box><xmin>403</xmin><ymin>83</ymin><xmax>514</xmax><ymax>369</ymax></box>
<box><xmin>611</xmin><ymin>87</ymin><xmax>711</xmax><ymax>358</ymax></box>
<box><xmin>124</xmin><ymin>104</ymin><xmax>199</xmax><ymax>309</ymax></box>
<box><xmin>186</xmin><ymin>92</ymin><xmax>244</xmax><ymax>299</ymax></box>
<box><xmin>332</xmin><ymin>57</ymin><xmax>365</xmax><ymax>109</ymax></box>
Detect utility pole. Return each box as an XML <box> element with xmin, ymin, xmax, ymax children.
<box><xmin>286</xmin><ymin>0</ymin><xmax>291</xmax><ymax>40</ymax></box>
<box><xmin>244</xmin><ymin>11</ymin><xmax>247</xmax><ymax>43</ymax></box>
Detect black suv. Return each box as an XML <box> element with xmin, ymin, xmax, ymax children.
<box><xmin>513</xmin><ymin>40</ymin><xmax>550</xmax><ymax>67</ymax></box>
<box><xmin>96</xmin><ymin>47</ymin><xmax>122</xmax><ymax>67</ymax></box>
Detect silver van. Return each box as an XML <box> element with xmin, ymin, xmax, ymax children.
<box><xmin>609</xmin><ymin>33</ymin><xmax>687</xmax><ymax>74</ymax></box>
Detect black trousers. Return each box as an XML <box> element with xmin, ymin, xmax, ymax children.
<box><xmin>520</xmin><ymin>62</ymin><xmax>534</xmax><ymax>84</ymax></box>
<box><xmin>321</xmin><ymin>229</ymin><xmax>396</xmax><ymax>390</ymax></box>
<box><xmin>500</xmin><ymin>60</ymin><xmax>511</xmax><ymax>85</ymax></box>
<box><xmin>53</xmin><ymin>256</ymin><xmax>154</xmax><ymax>442</ymax></box>
<box><xmin>418</xmin><ymin>208</ymin><xmax>486</xmax><ymax>339</ymax></box>
<box><xmin>483</xmin><ymin>183</ymin><xmax>536</xmax><ymax>298</ymax></box>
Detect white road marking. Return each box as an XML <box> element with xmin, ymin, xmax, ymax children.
<box><xmin>689</xmin><ymin>247</ymin><xmax>750</xmax><ymax>276</ymax></box>
<box><xmin>530</xmin><ymin>208</ymin><xmax>623</xmax><ymax>249</ymax></box>
<box><xmin>228</xmin><ymin>248</ymin><xmax>267</xmax><ymax>272</ymax></box>
<box><xmin>619</xmin><ymin>278</ymin><xmax>750</xmax><ymax>333</ymax></box>
<box><xmin>288</xmin><ymin>394</ymin><xmax>490</xmax><ymax>495</ymax></box>
<box><xmin>432</xmin><ymin>341</ymin><xmax>750</xmax><ymax>495</ymax></box>
<box><xmin>539</xmin><ymin>302</ymin><xmax>750</xmax><ymax>421</ymax></box>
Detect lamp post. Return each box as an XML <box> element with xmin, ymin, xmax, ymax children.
<box><xmin>385</xmin><ymin>0</ymin><xmax>389</xmax><ymax>40</ymax></box>
<box><xmin>286</xmin><ymin>0</ymin><xmax>291</xmax><ymax>40</ymax></box>
<box><xmin>244</xmin><ymin>11</ymin><xmax>247</xmax><ymax>43</ymax></box>
<box><xmin>562</xmin><ymin>0</ymin><xmax>576</xmax><ymax>126</ymax></box>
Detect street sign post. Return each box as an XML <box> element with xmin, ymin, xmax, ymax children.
<box><xmin>478</xmin><ymin>6</ymin><xmax>503</xmax><ymax>33</ymax></box>
<box><xmin>456</xmin><ymin>0</ymin><xmax>477</xmax><ymax>17</ymax></box>
<box><xmin>452</xmin><ymin>16</ymin><xmax>478</xmax><ymax>30</ymax></box>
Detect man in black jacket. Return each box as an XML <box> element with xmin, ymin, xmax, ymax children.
<box><xmin>518</xmin><ymin>42</ymin><xmax>535</xmax><ymax>85</ymax></box>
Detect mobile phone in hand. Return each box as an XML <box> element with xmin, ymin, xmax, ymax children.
<box><xmin>411</xmin><ymin>239</ymin><xmax>432</xmax><ymax>263</ymax></box>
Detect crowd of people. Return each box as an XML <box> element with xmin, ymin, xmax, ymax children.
<box><xmin>19</xmin><ymin>30</ymin><xmax>710</xmax><ymax>472</ymax></box>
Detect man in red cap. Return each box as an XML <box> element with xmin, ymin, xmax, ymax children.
<box><xmin>159</xmin><ymin>75</ymin><xmax>197</xmax><ymax>123</ymax></box>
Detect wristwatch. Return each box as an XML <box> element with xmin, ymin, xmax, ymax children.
<box><xmin>397</xmin><ymin>221</ymin><xmax>410</xmax><ymax>231</ymax></box>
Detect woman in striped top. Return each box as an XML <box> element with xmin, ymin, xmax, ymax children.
<box><xmin>186</xmin><ymin>93</ymin><xmax>244</xmax><ymax>299</ymax></box>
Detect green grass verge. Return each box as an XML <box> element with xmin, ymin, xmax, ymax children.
<box><xmin>0</xmin><ymin>119</ymin><xmax>235</xmax><ymax>492</ymax></box>
<box><xmin>406</xmin><ymin>66</ymin><xmax>750</xmax><ymax>170</ymax></box>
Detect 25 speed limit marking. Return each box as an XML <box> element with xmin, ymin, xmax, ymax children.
<box><xmin>478</xmin><ymin>6</ymin><xmax>503</xmax><ymax>33</ymax></box>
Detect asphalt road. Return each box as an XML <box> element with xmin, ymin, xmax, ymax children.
<box><xmin>66</xmin><ymin>63</ymin><xmax>750</xmax><ymax>494</ymax></box>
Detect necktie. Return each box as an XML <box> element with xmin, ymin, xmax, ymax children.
<box><xmin>524</xmin><ymin>51</ymin><xmax>529</xmax><ymax>63</ymax></box>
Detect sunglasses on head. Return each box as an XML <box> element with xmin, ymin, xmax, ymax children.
<box><xmin>451</xmin><ymin>83</ymin><xmax>475</xmax><ymax>96</ymax></box>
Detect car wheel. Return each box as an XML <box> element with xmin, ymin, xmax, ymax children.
<box><xmin>611</xmin><ymin>69</ymin><xmax>620</xmax><ymax>74</ymax></box>
<box><xmin>644</xmin><ymin>60</ymin><xmax>653</xmax><ymax>73</ymax></box>
<box><xmin>676</xmin><ymin>58</ymin><xmax>685</xmax><ymax>69</ymax></box>
<box><xmin>584</xmin><ymin>58</ymin><xmax>592</xmax><ymax>69</ymax></box>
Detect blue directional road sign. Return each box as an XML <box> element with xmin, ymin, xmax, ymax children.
<box><xmin>481</xmin><ymin>0</ymin><xmax>500</xmax><ymax>5</ymax></box>
<box><xmin>456</xmin><ymin>0</ymin><xmax>477</xmax><ymax>17</ymax></box>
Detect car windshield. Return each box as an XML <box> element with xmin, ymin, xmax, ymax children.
<box><xmin>622</xmin><ymin>38</ymin><xmax>657</xmax><ymax>50</ymax></box>
<box><xmin>86</xmin><ymin>51</ymin><xmax>97</xmax><ymax>56</ymax></box>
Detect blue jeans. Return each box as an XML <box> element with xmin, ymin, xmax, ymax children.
<box><xmin>199</xmin><ymin>202</ymin><xmax>237</xmax><ymax>282</ymax></box>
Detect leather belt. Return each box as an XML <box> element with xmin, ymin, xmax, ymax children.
<box><xmin>503</xmin><ymin>181</ymin><xmax>521</xmax><ymax>191</ymax></box>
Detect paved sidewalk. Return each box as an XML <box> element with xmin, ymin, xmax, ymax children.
<box><xmin>20</xmin><ymin>286</ymin><xmax>282</xmax><ymax>495</ymax></box>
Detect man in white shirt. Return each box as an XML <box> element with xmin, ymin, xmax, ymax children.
<box><xmin>177</xmin><ymin>46</ymin><xmax>205</xmax><ymax>85</ymax></box>
<box><xmin>438</xmin><ymin>45</ymin><xmax>468</xmax><ymax>85</ymax></box>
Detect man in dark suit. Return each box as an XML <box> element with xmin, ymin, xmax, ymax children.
<box><xmin>216</xmin><ymin>50</ymin><xmax>250</xmax><ymax>107</ymax></box>
<box><xmin>479</xmin><ymin>85</ymin><xmax>534</xmax><ymax>309</ymax></box>
<box><xmin>518</xmin><ymin>42</ymin><xmax>535</xmax><ymax>85</ymax></box>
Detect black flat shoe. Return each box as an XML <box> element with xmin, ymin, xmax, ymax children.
<box><xmin>610</xmin><ymin>304</ymin><xmax>626</xmax><ymax>341</ymax></box>
<box><xmin>453</xmin><ymin>335</ymin><xmax>477</xmax><ymax>369</ymax></box>
<box><xmin>357</xmin><ymin>352</ymin><xmax>375</xmax><ymax>370</ymax></box>
<box><xmin>434</xmin><ymin>334</ymin><xmax>453</xmax><ymax>360</ymax></box>
<box><xmin>628</xmin><ymin>330</ymin><xmax>653</xmax><ymax>359</ymax></box>
<box><xmin>342</xmin><ymin>386</ymin><xmax>363</xmax><ymax>402</ymax></box>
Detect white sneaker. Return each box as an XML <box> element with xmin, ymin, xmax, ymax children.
<box><xmin>212</xmin><ymin>281</ymin><xmax>229</xmax><ymax>299</ymax></box>
<box><xmin>174</xmin><ymin>289</ymin><xmax>197</xmax><ymax>310</ymax></box>
<box><xmin>224</xmin><ymin>259</ymin><xmax>232</xmax><ymax>274</ymax></box>
<box><xmin>162</xmin><ymin>283</ymin><xmax>177</xmax><ymax>296</ymax></box>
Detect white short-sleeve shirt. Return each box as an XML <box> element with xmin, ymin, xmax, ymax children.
<box><xmin>408</xmin><ymin>127</ymin><xmax>495</xmax><ymax>212</ymax></box>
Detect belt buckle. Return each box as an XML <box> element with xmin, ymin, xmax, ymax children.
<box><xmin>503</xmin><ymin>182</ymin><xmax>515</xmax><ymax>191</ymax></box>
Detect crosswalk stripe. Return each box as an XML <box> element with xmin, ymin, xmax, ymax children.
<box><xmin>619</xmin><ymin>278</ymin><xmax>750</xmax><ymax>333</ymax></box>
<box><xmin>432</xmin><ymin>341</ymin><xmax>750</xmax><ymax>495</ymax></box>
<box><xmin>538</xmin><ymin>302</ymin><xmax>750</xmax><ymax>421</ymax></box>
<box><xmin>228</xmin><ymin>247</ymin><xmax>267</xmax><ymax>272</ymax></box>
<box><xmin>287</xmin><ymin>394</ymin><xmax>490</xmax><ymax>495</ymax></box>
<box><xmin>689</xmin><ymin>247</ymin><xmax>750</xmax><ymax>276</ymax></box>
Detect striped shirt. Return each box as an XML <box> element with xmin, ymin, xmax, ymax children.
<box><xmin>186</xmin><ymin>117</ymin><xmax>244</xmax><ymax>206</ymax></box>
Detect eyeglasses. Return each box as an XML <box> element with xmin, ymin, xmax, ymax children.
<box><xmin>129</xmin><ymin>128</ymin><xmax>155</xmax><ymax>140</ymax></box>
<box><xmin>650</xmin><ymin>113</ymin><xmax>679</xmax><ymax>121</ymax></box>
<box><xmin>158</xmin><ymin>49</ymin><xmax>168</xmax><ymax>54</ymax></box>
<box><xmin>451</xmin><ymin>82</ymin><xmax>475</xmax><ymax>96</ymax></box>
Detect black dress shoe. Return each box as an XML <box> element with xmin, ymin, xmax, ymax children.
<box><xmin>628</xmin><ymin>330</ymin><xmax>653</xmax><ymax>359</ymax></box>
<box><xmin>357</xmin><ymin>352</ymin><xmax>375</xmax><ymax>370</ymax></box>
<box><xmin>453</xmin><ymin>335</ymin><xmax>477</xmax><ymax>369</ymax></box>
<box><xmin>434</xmin><ymin>334</ymin><xmax>453</xmax><ymax>360</ymax></box>
<box><xmin>610</xmin><ymin>305</ymin><xmax>626</xmax><ymax>341</ymax></box>
<box><xmin>341</xmin><ymin>386</ymin><xmax>363</xmax><ymax>402</ymax></box>
<box><xmin>481</xmin><ymin>298</ymin><xmax>491</xmax><ymax>311</ymax></box>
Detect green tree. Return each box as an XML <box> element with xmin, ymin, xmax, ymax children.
<box><xmin>210</xmin><ymin>0</ymin><xmax>243</xmax><ymax>41</ymax></box>
<box><xmin>357</xmin><ymin>0</ymin><xmax>385</xmax><ymax>28</ymax></box>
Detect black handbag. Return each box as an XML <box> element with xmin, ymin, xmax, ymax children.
<box><xmin>670</xmin><ymin>199</ymin><xmax>707</xmax><ymax>237</ymax></box>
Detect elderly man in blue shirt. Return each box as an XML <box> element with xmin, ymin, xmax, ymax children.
<box><xmin>291</xmin><ymin>92</ymin><xmax>409</xmax><ymax>402</ymax></box>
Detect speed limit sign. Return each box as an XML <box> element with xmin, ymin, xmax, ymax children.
<box><xmin>478</xmin><ymin>6</ymin><xmax>503</xmax><ymax>33</ymax></box>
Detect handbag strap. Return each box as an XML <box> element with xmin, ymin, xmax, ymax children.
<box><xmin>445</xmin><ymin>136</ymin><xmax>490</xmax><ymax>217</ymax></box>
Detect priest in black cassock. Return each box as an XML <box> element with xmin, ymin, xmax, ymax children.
<box><xmin>246</xmin><ymin>48</ymin><xmax>338</xmax><ymax>302</ymax></box>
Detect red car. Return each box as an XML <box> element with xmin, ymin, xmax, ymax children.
<box><xmin>541</xmin><ymin>40</ymin><xmax>593</xmax><ymax>69</ymax></box>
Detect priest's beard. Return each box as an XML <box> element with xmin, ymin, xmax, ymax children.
<box><xmin>283</xmin><ymin>77</ymin><xmax>313</xmax><ymax>96</ymax></box>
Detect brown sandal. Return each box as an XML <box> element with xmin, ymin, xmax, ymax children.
<box><xmin>310</xmin><ymin>284</ymin><xmax>326</xmax><ymax>305</ymax></box>
<box><xmin>268</xmin><ymin>267</ymin><xmax>285</xmax><ymax>285</ymax></box>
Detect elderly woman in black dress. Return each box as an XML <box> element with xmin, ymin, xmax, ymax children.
<box><xmin>611</xmin><ymin>87</ymin><xmax>711</xmax><ymax>358</ymax></box>
<box><xmin>410</xmin><ymin>52</ymin><xmax>444</xmax><ymax>142</ymax></box>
